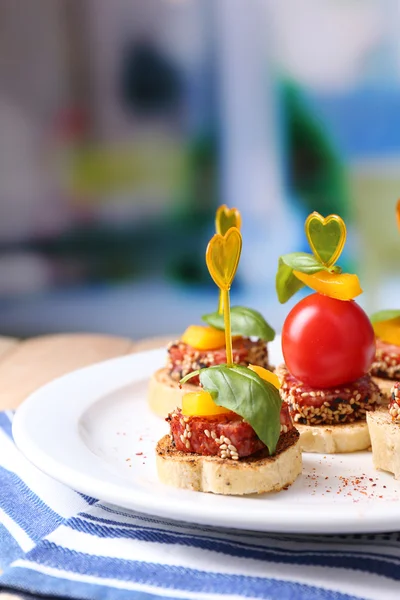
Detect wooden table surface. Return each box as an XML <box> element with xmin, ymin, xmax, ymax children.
<box><xmin>0</xmin><ymin>332</ymin><xmax>171</xmax><ymax>598</ymax></box>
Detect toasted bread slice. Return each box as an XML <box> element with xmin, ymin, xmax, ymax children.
<box><xmin>371</xmin><ymin>376</ymin><xmax>394</xmax><ymax>402</ymax></box>
<box><xmin>148</xmin><ymin>367</ymin><xmax>198</xmax><ymax>417</ymax></box>
<box><xmin>296</xmin><ymin>420</ymin><xmax>370</xmax><ymax>453</ymax></box>
<box><xmin>156</xmin><ymin>430</ymin><xmax>302</xmax><ymax>495</ymax></box>
<box><xmin>367</xmin><ymin>409</ymin><xmax>400</xmax><ymax>479</ymax></box>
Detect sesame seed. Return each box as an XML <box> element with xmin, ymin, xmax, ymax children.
<box><xmin>185</xmin><ymin>440</ymin><xmax>191</xmax><ymax>449</ymax></box>
<box><xmin>211</xmin><ymin>431</ymin><xmax>217</xmax><ymax>439</ymax></box>
<box><xmin>220</xmin><ymin>444</ymin><xmax>228</xmax><ymax>450</ymax></box>
<box><xmin>204</xmin><ymin>430</ymin><xmax>210</xmax><ymax>438</ymax></box>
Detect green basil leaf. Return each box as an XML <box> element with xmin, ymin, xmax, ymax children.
<box><xmin>276</xmin><ymin>258</ymin><xmax>305</xmax><ymax>304</ymax></box>
<box><xmin>202</xmin><ymin>306</ymin><xmax>275</xmax><ymax>342</ymax></box>
<box><xmin>281</xmin><ymin>252</ymin><xmax>327</xmax><ymax>274</ymax></box>
<box><xmin>199</xmin><ymin>364</ymin><xmax>282</xmax><ymax>455</ymax></box>
<box><xmin>370</xmin><ymin>309</ymin><xmax>400</xmax><ymax>324</ymax></box>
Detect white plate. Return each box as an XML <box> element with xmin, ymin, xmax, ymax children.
<box><xmin>12</xmin><ymin>338</ymin><xmax>400</xmax><ymax>534</ymax></box>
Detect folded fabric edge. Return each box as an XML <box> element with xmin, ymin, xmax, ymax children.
<box><xmin>0</xmin><ymin>562</ymin><xmax>361</xmax><ymax>600</ymax></box>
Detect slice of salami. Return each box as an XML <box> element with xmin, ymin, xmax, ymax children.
<box><xmin>167</xmin><ymin>338</ymin><xmax>270</xmax><ymax>385</ymax></box>
<box><xmin>167</xmin><ymin>403</ymin><xmax>293</xmax><ymax>459</ymax></box>
<box><xmin>276</xmin><ymin>364</ymin><xmax>383</xmax><ymax>426</ymax></box>
<box><xmin>371</xmin><ymin>338</ymin><xmax>400</xmax><ymax>381</ymax></box>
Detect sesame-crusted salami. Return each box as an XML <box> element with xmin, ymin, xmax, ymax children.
<box><xmin>371</xmin><ymin>338</ymin><xmax>400</xmax><ymax>381</ymax></box>
<box><xmin>276</xmin><ymin>364</ymin><xmax>383</xmax><ymax>426</ymax></box>
<box><xmin>167</xmin><ymin>338</ymin><xmax>270</xmax><ymax>385</ymax></box>
<box><xmin>167</xmin><ymin>403</ymin><xmax>293</xmax><ymax>459</ymax></box>
<box><xmin>389</xmin><ymin>382</ymin><xmax>400</xmax><ymax>422</ymax></box>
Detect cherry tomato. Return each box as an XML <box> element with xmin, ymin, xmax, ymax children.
<box><xmin>282</xmin><ymin>293</ymin><xmax>375</xmax><ymax>388</ymax></box>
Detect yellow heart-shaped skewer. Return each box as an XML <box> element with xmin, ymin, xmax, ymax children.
<box><xmin>215</xmin><ymin>204</ymin><xmax>242</xmax><ymax>236</ymax></box>
<box><xmin>206</xmin><ymin>227</ymin><xmax>242</xmax><ymax>291</ymax></box>
<box><xmin>305</xmin><ymin>212</ymin><xmax>346</xmax><ymax>268</ymax></box>
<box><xmin>215</xmin><ymin>205</ymin><xmax>241</xmax><ymax>314</ymax></box>
<box><xmin>397</xmin><ymin>199</ymin><xmax>400</xmax><ymax>232</ymax></box>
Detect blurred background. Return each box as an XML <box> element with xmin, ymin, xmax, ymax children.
<box><xmin>0</xmin><ymin>0</ymin><xmax>399</xmax><ymax>339</ymax></box>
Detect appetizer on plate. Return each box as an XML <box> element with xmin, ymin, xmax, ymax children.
<box><xmin>156</xmin><ymin>226</ymin><xmax>302</xmax><ymax>495</ymax></box>
<box><xmin>370</xmin><ymin>316</ymin><xmax>400</xmax><ymax>398</ymax></box>
<box><xmin>369</xmin><ymin>201</ymin><xmax>400</xmax><ymax>398</ymax></box>
<box><xmin>275</xmin><ymin>212</ymin><xmax>383</xmax><ymax>453</ymax></box>
<box><xmin>148</xmin><ymin>205</ymin><xmax>275</xmax><ymax>417</ymax></box>
<box><xmin>367</xmin><ymin>382</ymin><xmax>400</xmax><ymax>479</ymax></box>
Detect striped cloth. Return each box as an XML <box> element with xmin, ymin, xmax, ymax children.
<box><xmin>0</xmin><ymin>412</ymin><xmax>399</xmax><ymax>600</ymax></box>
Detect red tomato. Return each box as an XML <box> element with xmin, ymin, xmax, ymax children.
<box><xmin>282</xmin><ymin>293</ymin><xmax>375</xmax><ymax>388</ymax></box>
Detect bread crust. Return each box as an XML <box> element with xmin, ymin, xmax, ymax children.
<box><xmin>367</xmin><ymin>408</ymin><xmax>400</xmax><ymax>479</ymax></box>
<box><xmin>371</xmin><ymin>376</ymin><xmax>394</xmax><ymax>402</ymax></box>
<box><xmin>296</xmin><ymin>420</ymin><xmax>371</xmax><ymax>453</ymax></box>
<box><xmin>148</xmin><ymin>367</ymin><xmax>198</xmax><ymax>417</ymax></box>
<box><xmin>156</xmin><ymin>430</ymin><xmax>302</xmax><ymax>495</ymax></box>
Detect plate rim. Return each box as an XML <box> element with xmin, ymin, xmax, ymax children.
<box><xmin>11</xmin><ymin>342</ymin><xmax>400</xmax><ymax>534</ymax></box>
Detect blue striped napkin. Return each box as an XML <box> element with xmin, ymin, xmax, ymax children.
<box><xmin>0</xmin><ymin>411</ymin><xmax>399</xmax><ymax>600</ymax></box>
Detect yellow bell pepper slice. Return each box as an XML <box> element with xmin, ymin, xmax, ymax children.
<box><xmin>373</xmin><ymin>317</ymin><xmax>400</xmax><ymax>346</ymax></box>
<box><xmin>181</xmin><ymin>325</ymin><xmax>226</xmax><ymax>350</ymax></box>
<box><xmin>293</xmin><ymin>270</ymin><xmax>362</xmax><ymax>301</ymax></box>
<box><xmin>248</xmin><ymin>364</ymin><xmax>281</xmax><ymax>389</ymax></box>
<box><xmin>182</xmin><ymin>390</ymin><xmax>232</xmax><ymax>417</ymax></box>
